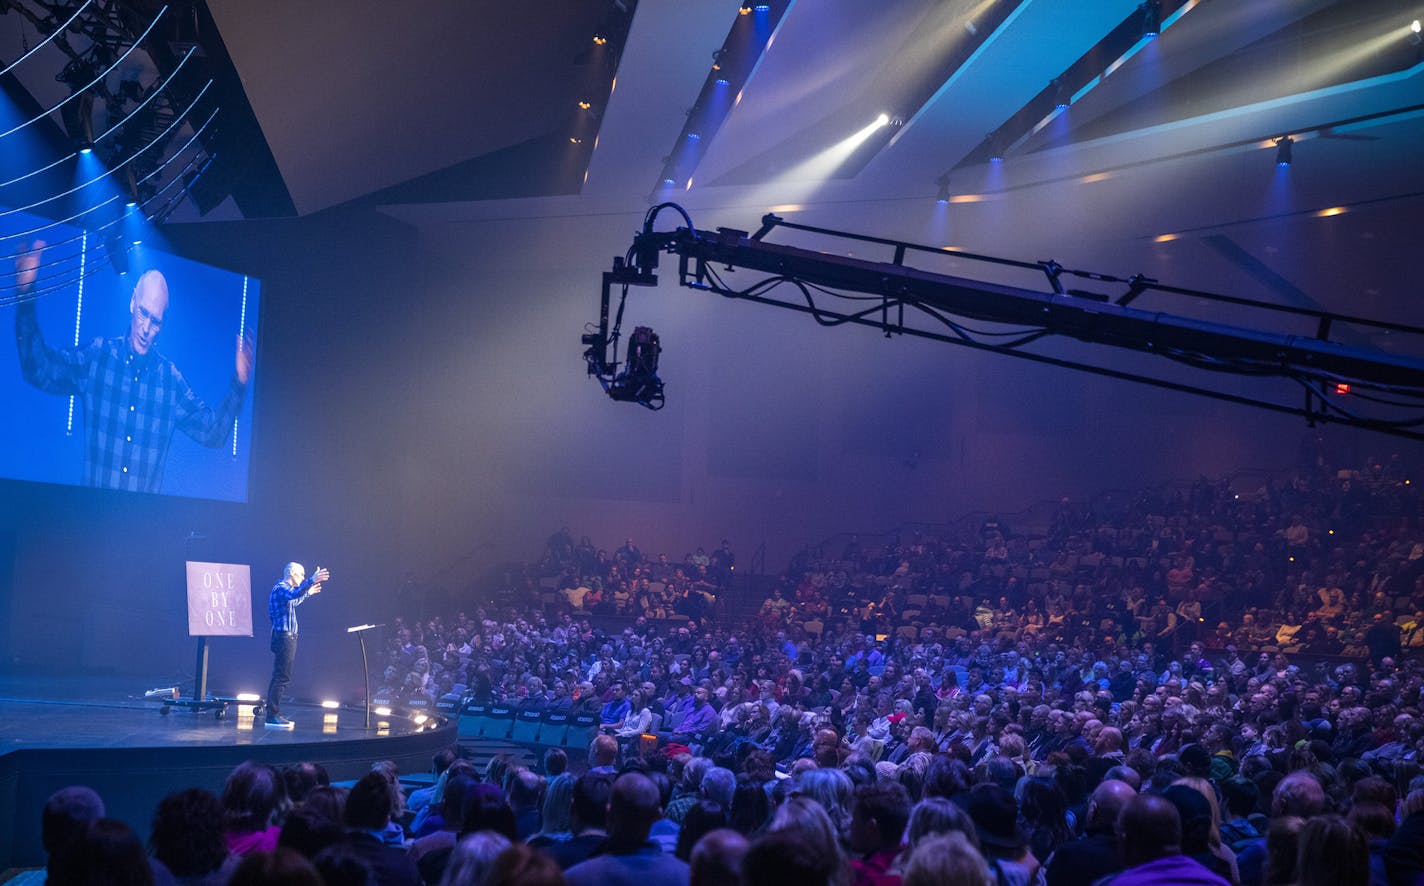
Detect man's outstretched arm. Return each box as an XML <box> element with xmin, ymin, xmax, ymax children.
<box><xmin>14</xmin><ymin>240</ymin><xmax>93</xmax><ymax>396</ymax></box>
<box><xmin>172</xmin><ymin>334</ymin><xmax>254</xmax><ymax>448</ymax></box>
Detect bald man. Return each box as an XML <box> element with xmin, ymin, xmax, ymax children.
<box><xmin>565</xmin><ymin>772</ymin><xmax>689</xmax><ymax>886</ymax></box>
<box><xmin>15</xmin><ymin>241</ymin><xmax>252</xmax><ymax>492</ymax></box>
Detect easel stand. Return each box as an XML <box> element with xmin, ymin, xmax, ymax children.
<box><xmin>158</xmin><ymin>637</ymin><xmax>235</xmax><ymax>718</ymax></box>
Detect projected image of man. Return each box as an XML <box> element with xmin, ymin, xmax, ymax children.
<box><xmin>13</xmin><ymin>241</ymin><xmax>253</xmax><ymax>493</ymax></box>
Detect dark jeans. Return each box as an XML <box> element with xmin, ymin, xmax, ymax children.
<box><xmin>267</xmin><ymin>631</ymin><xmax>297</xmax><ymax>718</ymax></box>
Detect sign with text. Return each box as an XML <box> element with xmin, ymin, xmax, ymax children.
<box><xmin>185</xmin><ymin>561</ymin><xmax>253</xmax><ymax>637</ymax></box>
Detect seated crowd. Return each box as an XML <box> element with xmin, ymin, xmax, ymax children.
<box><xmin>27</xmin><ymin>452</ymin><xmax>1424</xmax><ymax>886</ymax></box>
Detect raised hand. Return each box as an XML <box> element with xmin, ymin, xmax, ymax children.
<box><xmin>236</xmin><ymin>330</ymin><xmax>255</xmax><ymax>384</ymax></box>
<box><xmin>16</xmin><ymin>240</ymin><xmax>45</xmax><ymax>287</ymax></box>
<box><xmin>312</xmin><ymin>566</ymin><xmax>330</xmax><ymax>583</ymax></box>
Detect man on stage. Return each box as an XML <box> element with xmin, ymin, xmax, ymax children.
<box><xmin>266</xmin><ymin>562</ymin><xmax>329</xmax><ymax>729</ymax></box>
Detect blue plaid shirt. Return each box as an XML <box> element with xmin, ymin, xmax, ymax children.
<box><xmin>15</xmin><ymin>296</ymin><xmax>246</xmax><ymax>493</ymax></box>
<box><xmin>269</xmin><ymin>578</ymin><xmax>316</xmax><ymax>635</ymax></box>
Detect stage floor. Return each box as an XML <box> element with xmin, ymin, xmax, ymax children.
<box><xmin>0</xmin><ymin>676</ymin><xmax>422</xmax><ymax>750</ymax></box>
<box><xmin>0</xmin><ymin>675</ymin><xmax>454</xmax><ymax>869</ymax></box>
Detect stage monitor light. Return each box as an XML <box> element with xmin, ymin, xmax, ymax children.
<box><xmin>321</xmin><ymin>699</ymin><xmax>341</xmax><ymax>709</ymax></box>
<box><xmin>236</xmin><ymin>692</ymin><xmax>261</xmax><ymax>702</ymax></box>
<box><xmin>1275</xmin><ymin>135</ymin><xmax>1294</xmax><ymax>167</ymax></box>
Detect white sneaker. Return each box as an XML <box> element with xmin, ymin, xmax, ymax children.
<box><xmin>264</xmin><ymin>716</ymin><xmax>295</xmax><ymax>730</ymax></box>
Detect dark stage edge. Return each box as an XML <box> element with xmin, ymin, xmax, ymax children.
<box><xmin>0</xmin><ymin>677</ymin><xmax>454</xmax><ymax>869</ymax></box>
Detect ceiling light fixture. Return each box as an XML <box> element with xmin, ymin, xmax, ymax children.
<box><xmin>935</xmin><ymin>175</ymin><xmax>951</xmax><ymax>205</ymax></box>
<box><xmin>1275</xmin><ymin>135</ymin><xmax>1293</xmax><ymax>167</ymax></box>
<box><xmin>1140</xmin><ymin>0</ymin><xmax>1161</xmax><ymax>38</ymax></box>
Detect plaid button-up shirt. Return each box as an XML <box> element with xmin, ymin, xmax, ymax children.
<box><xmin>16</xmin><ymin>298</ymin><xmax>246</xmax><ymax>493</ymax></box>
<box><xmin>270</xmin><ymin>578</ymin><xmax>316</xmax><ymax>635</ymax></box>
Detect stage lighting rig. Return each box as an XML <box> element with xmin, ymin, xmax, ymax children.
<box><xmin>587</xmin><ymin>204</ymin><xmax>1424</xmax><ymax>440</ymax></box>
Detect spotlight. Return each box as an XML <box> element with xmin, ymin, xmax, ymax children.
<box><xmin>578</xmin><ymin>100</ymin><xmax>592</xmax><ymax>110</ymax></box>
<box><xmin>592</xmin><ymin>34</ymin><xmax>607</xmax><ymax>45</ymax></box>
<box><xmin>569</xmin><ymin>136</ymin><xmax>583</xmax><ymax>144</ymax></box>
<box><xmin>986</xmin><ymin>130</ymin><xmax>1006</xmax><ymax>163</ymax></box>
<box><xmin>1412</xmin><ymin>19</ymin><xmax>1422</xmax><ymax>45</ymax></box>
<box><xmin>662</xmin><ymin>177</ymin><xmax>676</xmax><ymax>186</ymax></box>
<box><xmin>715</xmin><ymin>77</ymin><xmax>730</xmax><ymax>86</ymax></box>
<box><xmin>874</xmin><ymin>112</ymin><xmax>890</xmax><ymax>127</ymax></box>
<box><xmin>78</xmin><ymin>145</ymin><xmax>93</xmax><ymax>155</ymax></box>
<box><xmin>1052</xmin><ymin>78</ymin><xmax>1069</xmax><ymax>110</ymax></box>
<box><xmin>935</xmin><ymin>175</ymin><xmax>951</xmax><ymax>205</ymax></box>
<box><xmin>1140</xmin><ymin>0</ymin><xmax>1161</xmax><ymax>38</ymax></box>
<box><xmin>687</xmin><ymin>131</ymin><xmax>701</xmax><ymax>140</ymax></box>
<box><xmin>1275</xmin><ymin>135</ymin><xmax>1293</xmax><ymax>167</ymax></box>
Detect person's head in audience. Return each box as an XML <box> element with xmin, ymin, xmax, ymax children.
<box><xmin>539</xmin><ymin>771</ymin><xmax>575</xmax><ymax>836</ymax></box>
<box><xmin>1348</xmin><ymin>801</ymin><xmax>1396</xmax><ymax>842</ymax></box>
<box><xmin>510</xmin><ymin>768</ymin><xmax>544</xmax><ymax>813</ymax></box>
<box><xmin>48</xmin><ymin>819</ymin><xmax>152</xmax><ymax>886</ymax></box>
<box><xmin>150</xmin><ymin>788</ymin><xmax>230</xmax><ymax>878</ymax></box>
<box><xmin>228</xmin><ymin>847</ymin><xmax>323</xmax><ymax>886</ymax></box>
<box><xmin>676</xmin><ymin>800</ymin><xmax>727</xmax><ymax>861</ymax></box>
<box><xmin>545</xmin><ymin>748</ymin><xmax>569</xmax><ymax>778</ymax></box>
<box><xmin>766</xmin><ymin>795</ymin><xmax>847</xmax><ymax>883</ymax></box>
<box><xmin>1263</xmin><ymin>816</ymin><xmax>1306</xmax><ymax>886</ymax></box>
<box><xmin>849</xmin><ymin>781</ymin><xmax>911</xmax><ymax>857</ymax></box>
<box><xmin>483</xmin><ymin>842</ymin><xmax>566</xmax><ymax>886</ymax></box>
<box><xmin>283</xmin><ymin>762</ymin><xmax>329</xmax><ymax>804</ymax></box>
<box><xmin>41</xmin><ymin>786</ymin><xmax>105</xmax><ymax>866</ymax></box>
<box><xmin>311</xmin><ymin>845</ymin><xmax>375</xmax><ymax>886</ymax></box>
<box><xmin>702</xmin><ymin>766</ymin><xmax>737</xmax><ymax>809</ymax></box>
<box><xmin>452</xmin><ymin>781</ymin><xmax>516</xmax><ymax>841</ymax></box>
<box><xmin>1297</xmin><ymin>815</ymin><xmax>1369</xmax><ymax>886</ymax></box>
<box><xmin>906</xmin><ymin>796</ymin><xmax>980</xmax><ymax>850</ymax></box>
<box><xmin>278</xmin><ymin>805</ymin><xmax>346</xmax><ymax>859</ymax></box>
<box><xmin>743</xmin><ymin>830</ymin><xmax>840</xmax><ymax>886</ymax></box>
<box><xmin>607</xmin><ymin>772</ymin><xmax>663</xmax><ymax>845</ymax></box>
<box><xmin>904</xmin><ymin>832</ymin><xmax>994</xmax><ymax>886</ymax></box>
<box><xmin>730</xmin><ymin>775</ymin><xmax>772</xmax><ymax>836</ymax></box>
<box><xmin>222</xmin><ymin>761</ymin><xmax>287</xmax><ymax>836</ymax></box>
<box><xmin>1161</xmin><ymin>784</ymin><xmax>1214</xmax><ymax>859</ymax></box>
<box><xmin>299</xmin><ymin>785</ymin><xmax>346</xmax><ymax>826</ymax></box>
<box><xmin>962</xmin><ymin>783</ymin><xmax>1025</xmax><ymax>862</ymax></box>
<box><xmin>690</xmin><ymin>829</ymin><xmax>749</xmax><ymax>886</ymax></box>
<box><xmin>1117</xmin><ymin>794</ymin><xmax>1181</xmax><ymax>869</ymax></box>
<box><xmin>436</xmin><ymin>831</ymin><xmax>512</xmax><ymax>886</ymax></box>
<box><xmin>433</xmin><ymin>773</ymin><xmax>475</xmax><ymax>832</ymax></box>
<box><xmin>1271</xmin><ymin>771</ymin><xmax>1325</xmax><ymax>818</ymax></box>
<box><xmin>1103</xmin><ymin>765</ymin><xmax>1141</xmax><ymax>792</ymax></box>
<box><xmin>590</xmin><ymin>734</ymin><xmax>619</xmax><ymax>769</ymax></box>
<box><xmin>1220</xmin><ymin>776</ymin><xmax>1258</xmax><ymax>821</ymax></box>
<box><xmin>796</xmin><ymin>767</ymin><xmax>854</xmax><ymax>835</ymax></box>
<box><xmin>561</xmin><ymin>773</ymin><xmax>608</xmax><ymax>838</ymax></box>
<box><xmin>344</xmin><ymin>772</ymin><xmax>395</xmax><ymax>834</ymax></box>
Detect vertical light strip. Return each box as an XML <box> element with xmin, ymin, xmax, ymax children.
<box><xmin>233</xmin><ymin>275</ymin><xmax>248</xmax><ymax>457</ymax></box>
<box><xmin>66</xmin><ymin>232</ymin><xmax>89</xmax><ymax>435</ymax></box>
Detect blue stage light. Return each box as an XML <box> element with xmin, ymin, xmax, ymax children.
<box><xmin>1275</xmin><ymin>136</ymin><xmax>1293</xmax><ymax>167</ymax></box>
